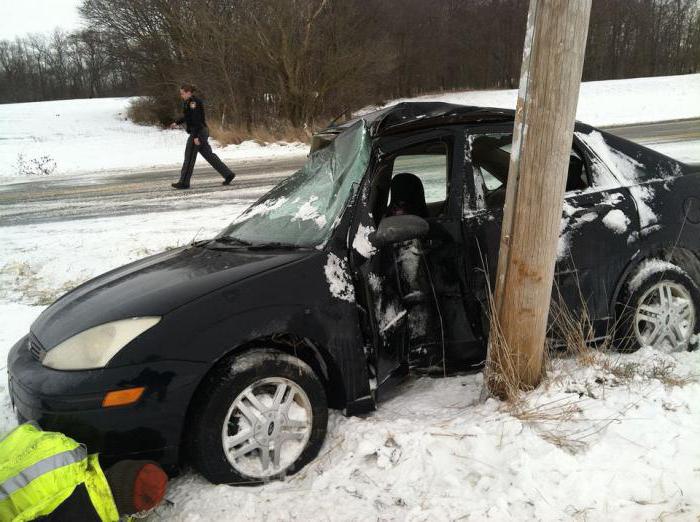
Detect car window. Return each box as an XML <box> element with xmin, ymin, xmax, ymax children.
<box><xmin>469</xmin><ymin>133</ymin><xmax>590</xmax><ymax>210</ymax></box>
<box><xmin>393</xmin><ymin>151</ymin><xmax>447</xmax><ymax>204</ymax></box>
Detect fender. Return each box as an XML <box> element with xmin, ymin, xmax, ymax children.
<box><xmin>608</xmin><ymin>239</ymin><xmax>700</xmax><ymax>317</ymax></box>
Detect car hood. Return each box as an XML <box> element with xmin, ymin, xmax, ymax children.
<box><xmin>32</xmin><ymin>244</ymin><xmax>312</xmax><ymax>349</ymax></box>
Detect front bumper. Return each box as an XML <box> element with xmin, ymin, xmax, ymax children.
<box><xmin>7</xmin><ymin>335</ymin><xmax>207</xmax><ymax>471</ymax></box>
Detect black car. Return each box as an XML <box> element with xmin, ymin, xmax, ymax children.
<box><xmin>8</xmin><ymin>102</ymin><xmax>700</xmax><ymax>484</ymax></box>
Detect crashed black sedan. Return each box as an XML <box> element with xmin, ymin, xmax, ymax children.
<box><xmin>8</xmin><ymin>102</ymin><xmax>700</xmax><ymax>484</ymax></box>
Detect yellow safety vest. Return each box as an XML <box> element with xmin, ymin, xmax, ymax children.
<box><xmin>0</xmin><ymin>423</ymin><xmax>120</xmax><ymax>522</ymax></box>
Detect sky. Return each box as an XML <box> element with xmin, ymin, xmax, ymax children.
<box><xmin>0</xmin><ymin>0</ymin><xmax>83</xmax><ymax>40</ymax></box>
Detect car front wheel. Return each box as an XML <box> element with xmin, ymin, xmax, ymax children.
<box><xmin>188</xmin><ymin>348</ymin><xmax>328</xmax><ymax>484</ymax></box>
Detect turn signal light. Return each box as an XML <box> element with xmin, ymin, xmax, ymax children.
<box><xmin>102</xmin><ymin>387</ymin><xmax>146</xmax><ymax>408</ymax></box>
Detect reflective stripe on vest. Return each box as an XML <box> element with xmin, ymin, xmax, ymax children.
<box><xmin>0</xmin><ymin>445</ymin><xmax>87</xmax><ymax>502</ymax></box>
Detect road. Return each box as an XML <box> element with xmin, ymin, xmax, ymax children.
<box><xmin>1</xmin><ymin>119</ymin><xmax>698</xmax><ymax>227</ymax></box>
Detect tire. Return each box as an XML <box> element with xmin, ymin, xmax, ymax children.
<box><xmin>615</xmin><ymin>259</ymin><xmax>700</xmax><ymax>353</ymax></box>
<box><xmin>187</xmin><ymin>348</ymin><xmax>328</xmax><ymax>485</ymax></box>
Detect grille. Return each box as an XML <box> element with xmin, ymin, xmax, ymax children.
<box><xmin>27</xmin><ymin>334</ymin><xmax>46</xmax><ymax>362</ymax></box>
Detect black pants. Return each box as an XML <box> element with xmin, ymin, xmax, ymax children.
<box><xmin>179</xmin><ymin>128</ymin><xmax>234</xmax><ymax>185</ymax></box>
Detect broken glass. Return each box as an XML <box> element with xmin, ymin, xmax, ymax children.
<box><xmin>220</xmin><ymin>120</ymin><xmax>371</xmax><ymax>247</ymax></box>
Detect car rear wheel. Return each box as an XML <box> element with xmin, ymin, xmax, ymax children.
<box><xmin>187</xmin><ymin>348</ymin><xmax>328</xmax><ymax>485</ymax></box>
<box><xmin>616</xmin><ymin>260</ymin><xmax>700</xmax><ymax>352</ymax></box>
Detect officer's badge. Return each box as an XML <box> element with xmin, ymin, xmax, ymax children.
<box><xmin>189</xmin><ymin>101</ymin><xmax>197</xmax><ymax>109</ymax></box>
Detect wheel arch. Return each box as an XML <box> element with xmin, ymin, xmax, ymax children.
<box><xmin>180</xmin><ymin>332</ymin><xmax>347</xmax><ymax>437</ymax></box>
<box><xmin>609</xmin><ymin>242</ymin><xmax>700</xmax><ymax>316</ymax></box>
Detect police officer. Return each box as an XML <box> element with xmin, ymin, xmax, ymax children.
<box><xmin>0</xmin><ymin>422</ymin><xmax>168</xmax><ymax>521</ymax></box>
<box><xmin>170</xmin><ymin>84</ymin><xmax>235</xmax><ymax>189</ymax></box>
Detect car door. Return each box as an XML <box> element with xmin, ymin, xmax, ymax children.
<box><xmin>462</xmin><ymin>126</ymin><xmax>640</xmax><ymax>338</ymax></box>
<box><xmin>349</xmin><ymin>127</ymin><xmax>482</xmax><ymax>398</ymax></box>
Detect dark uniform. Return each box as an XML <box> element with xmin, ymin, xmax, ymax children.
<box><xmin>174</xmin><ymin>95</ymin><xmax>235</xmax><ymax>187</ymax></box>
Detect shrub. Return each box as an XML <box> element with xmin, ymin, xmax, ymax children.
<box><xmin>127</xmin><ymin>96</ymin><xmax>177</xmax><ymax>127</ymax></box>
<box><xmin>15</xmin><ymin>153</ymin><xmax>56</xmax><ymax>176</ymax></box>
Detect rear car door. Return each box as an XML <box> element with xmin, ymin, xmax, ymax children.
<box><xmin>462</xmin><ymin>126</ymin><xmax>640</xmax><ymax>338</ymax></box>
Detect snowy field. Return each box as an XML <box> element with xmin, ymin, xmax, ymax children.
<box><xmin>0</xmin><ymin>97</ymin><xmax>308</xmax><ymax>182</ymax></box>
<box><xmin>378</xmin><ymin>73</ymin><xmax>700</xmax><ymax>127</ymax></box>
<box><xmin>0</xmin><ymin>194</ymin><xmax>699</xmax><ymax>521</ymax></box>
<box><xmin>1</xmin><ymin>74</ymin><xmax>698</xmax><ymax>184</ymax></box>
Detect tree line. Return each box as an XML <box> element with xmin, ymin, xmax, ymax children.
<box><xmin>1</xmin><ymin>0</ymin><xmax>698</xmax><ymax>134</ymax></box>
<box><xmin>0</xmin><ymin>30</ymin><xmax>135</xmax><ymax>102</ymax></box>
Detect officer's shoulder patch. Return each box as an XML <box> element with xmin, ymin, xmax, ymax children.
<box><xmin>189</xmin><ymin>101</ymin><xmax>197</xmax><ymax>109</ymax></box>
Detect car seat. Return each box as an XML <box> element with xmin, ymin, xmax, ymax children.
<box><xmin>385</xmin><ymin>173</ymin><xmax>429</xmax><ymax>218</ymax></box>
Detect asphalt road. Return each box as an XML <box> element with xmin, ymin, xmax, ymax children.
<box><xmin>1</xmin><ymin>118</ymin><xmax>698</xmax><ymax>227</ymax></box>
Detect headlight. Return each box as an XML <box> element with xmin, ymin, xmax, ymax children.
<box><xmin>42</xmin><ymin>317</ymin><xmax>161</xmax><ymax>370</ymax></box>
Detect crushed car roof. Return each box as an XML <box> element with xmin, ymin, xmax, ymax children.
<box><xmin>319</xmin><ymin>102</ymin><xmax>518</xmax><ymax>137</ymax></box>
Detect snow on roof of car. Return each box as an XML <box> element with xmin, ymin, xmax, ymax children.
<box><xmin>317</xmin><ymin>102</ymin><xmax>518</xmax><ymax>137</ymax></box>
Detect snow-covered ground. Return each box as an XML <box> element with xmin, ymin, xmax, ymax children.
<box><xmin>0</xmin><ymin>201</ymin><xmax>699</xmax><ymax>521</ymax></box>
<box><xmin>377</xmin><ymin>73</ymin><xmax>700</xmax><ymax>128</ymax></box>
<box><xmin>0</xmin><ymin>97</ymin><xmax>308</xmax><ymax>182</ymax></box>
<box><xmin>649</xmin><ymin>140</ymin><xmax>700</xmax><ymax>165</ymax></box>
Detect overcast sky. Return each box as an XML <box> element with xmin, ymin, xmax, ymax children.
<box><xmin>0</xmin><ymin>0</ymin><xmax>83</xmax><ymax>40</ymax></box>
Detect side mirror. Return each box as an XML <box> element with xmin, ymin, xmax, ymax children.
<box><xmin>371</xmin><ymin>215</ymin><xmax>429</xmax><ymax>247</ymax></box>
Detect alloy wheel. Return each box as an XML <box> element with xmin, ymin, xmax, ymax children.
<box><xmin>221</xmin><ymin>377</ymin><xmax>313</xmax><ymax>479</ymax></box>
<box><xmin>634</xmin><ymin>281</ymin><xmax>695</xmax><ymax>350</ymax></box>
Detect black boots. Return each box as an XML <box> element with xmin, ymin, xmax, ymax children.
<box><xmin>171</xmin><ymin>182</ymin><xmax>190</xmax><ymax>189</ymax></box>
<box><xmin>222</xmin><ymin>173</ymin><xmax>235</xmax><ymax>186</ymax></box>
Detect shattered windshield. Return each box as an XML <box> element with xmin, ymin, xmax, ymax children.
<box><xmin>220</xmin><ymin>120</ymin><xmax>370</xmax><ymax>247</ymax></box>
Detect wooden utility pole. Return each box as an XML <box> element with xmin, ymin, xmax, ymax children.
<box><xmin>487</xmin><ymin>0</ymin><xmax>592</xmax><ymax>396</ymax></box>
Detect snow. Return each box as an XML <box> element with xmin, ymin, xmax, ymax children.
<box><xmin>0</xmin><ymin>97</ymin><xmax>308</xmax><ymax>182</ymax></box>
<box><xmin>375</xmin><ymin>73</ymin><xmax>700</xmax><ymax>128</ymax></box>
<box><xmin>649</xmin><ymin>139</ymin><xmax>700</xmax><ymax>165</ymax></box>
<box><xmin>352</xmin><ymin>224</ymin><xmax>377</xmax><ymax>258</ymax></box>
<box><xmin>629</xmin><ymin>185</ymin><xmax>659</xmax><ymax>229</ymax></box>
<box><xmin>1</xmin><ymin>203</ymin><xmax>249</xmax><ymax>305</ymax></box>
<box><xmin>576</xmin><ymin>130</ymin><xmax>660</xmax><ymax>228</ymax></box>
<box><xmin>628</xmin><ymin>259</ymin><xmax>686</xmax><ymax>293</ymax></box>
<box><xmin>602</xmin><ymin>209</ymin><xmax>630</xmax><ymax>234</ymax></box>
<box><xmin>292</xmin><ymin>196</ymin><xmax>327</xmax><ymax>228</ymax></box>
<box><xmin>161</xmin><ymin>346</ymin><xmax>700</xmax><ymax>521</ymax></box>
<box><xmin>323</xmin><ymin>253</ymin><xmax>355</xmax><ymax>302</ymax></box>
<box><xmin>557</xmin><ymin>233</ymin><xmax>571</xmax><ymax>262</ymax></box>
<box><xmin>0</xmin><ymin>304</ymin><xmax>45</xmax><ymax>435</ymax></box>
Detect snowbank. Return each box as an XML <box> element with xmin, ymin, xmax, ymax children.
<box><xmin>0</xmin><ymin>97</ymin><xmax>308</xmax><ymax>181</ymax></box>
<box><xmin>375</xmin><ymin>73</ymin><xmax>700</xmax><ymax>128</ymax></box>
<box><xmin>164</xmin><ymin>347</ymin><xmax>700</xmax><ymax>521</ymax></box>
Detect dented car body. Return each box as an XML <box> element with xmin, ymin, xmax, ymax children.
<box><xmin>8</xmin><ymin>103</ymin><xmax>700</xmax><ymax>482</ymax></box>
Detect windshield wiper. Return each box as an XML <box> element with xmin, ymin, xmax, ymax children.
<box><xmin>247</xmin><ymin>242</ymin><xmax>302</xmax><ymax>250</ymax></box>
<box><xmin>207</xmin><ymin>236</ymin><xmax>254</xmax><ymax>249</ymax></box>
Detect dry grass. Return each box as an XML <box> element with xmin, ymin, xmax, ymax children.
<box><xmin>481</xmin><ymin>275</ymin><xmax>695</xmax><ymax>453</ymax></box>
<box><xmin>208</xmin><ymin>122</ymin><xmax>311</xmax><ymax>146</ymax></box>
<box><xmin>483</xmin><ymin>287</ymin><xmax>551</xmax><ymax>401</ymax></box>
<box><xmin>1</xmin><ymin>261</ymin><xmax>85</xmax><ymax>306</ymax></box>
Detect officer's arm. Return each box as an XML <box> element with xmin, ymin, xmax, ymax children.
<box><xmin>191</xmin><ymin>101</ymin><xmax>205</xmax><ymax>138</ymax></box>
